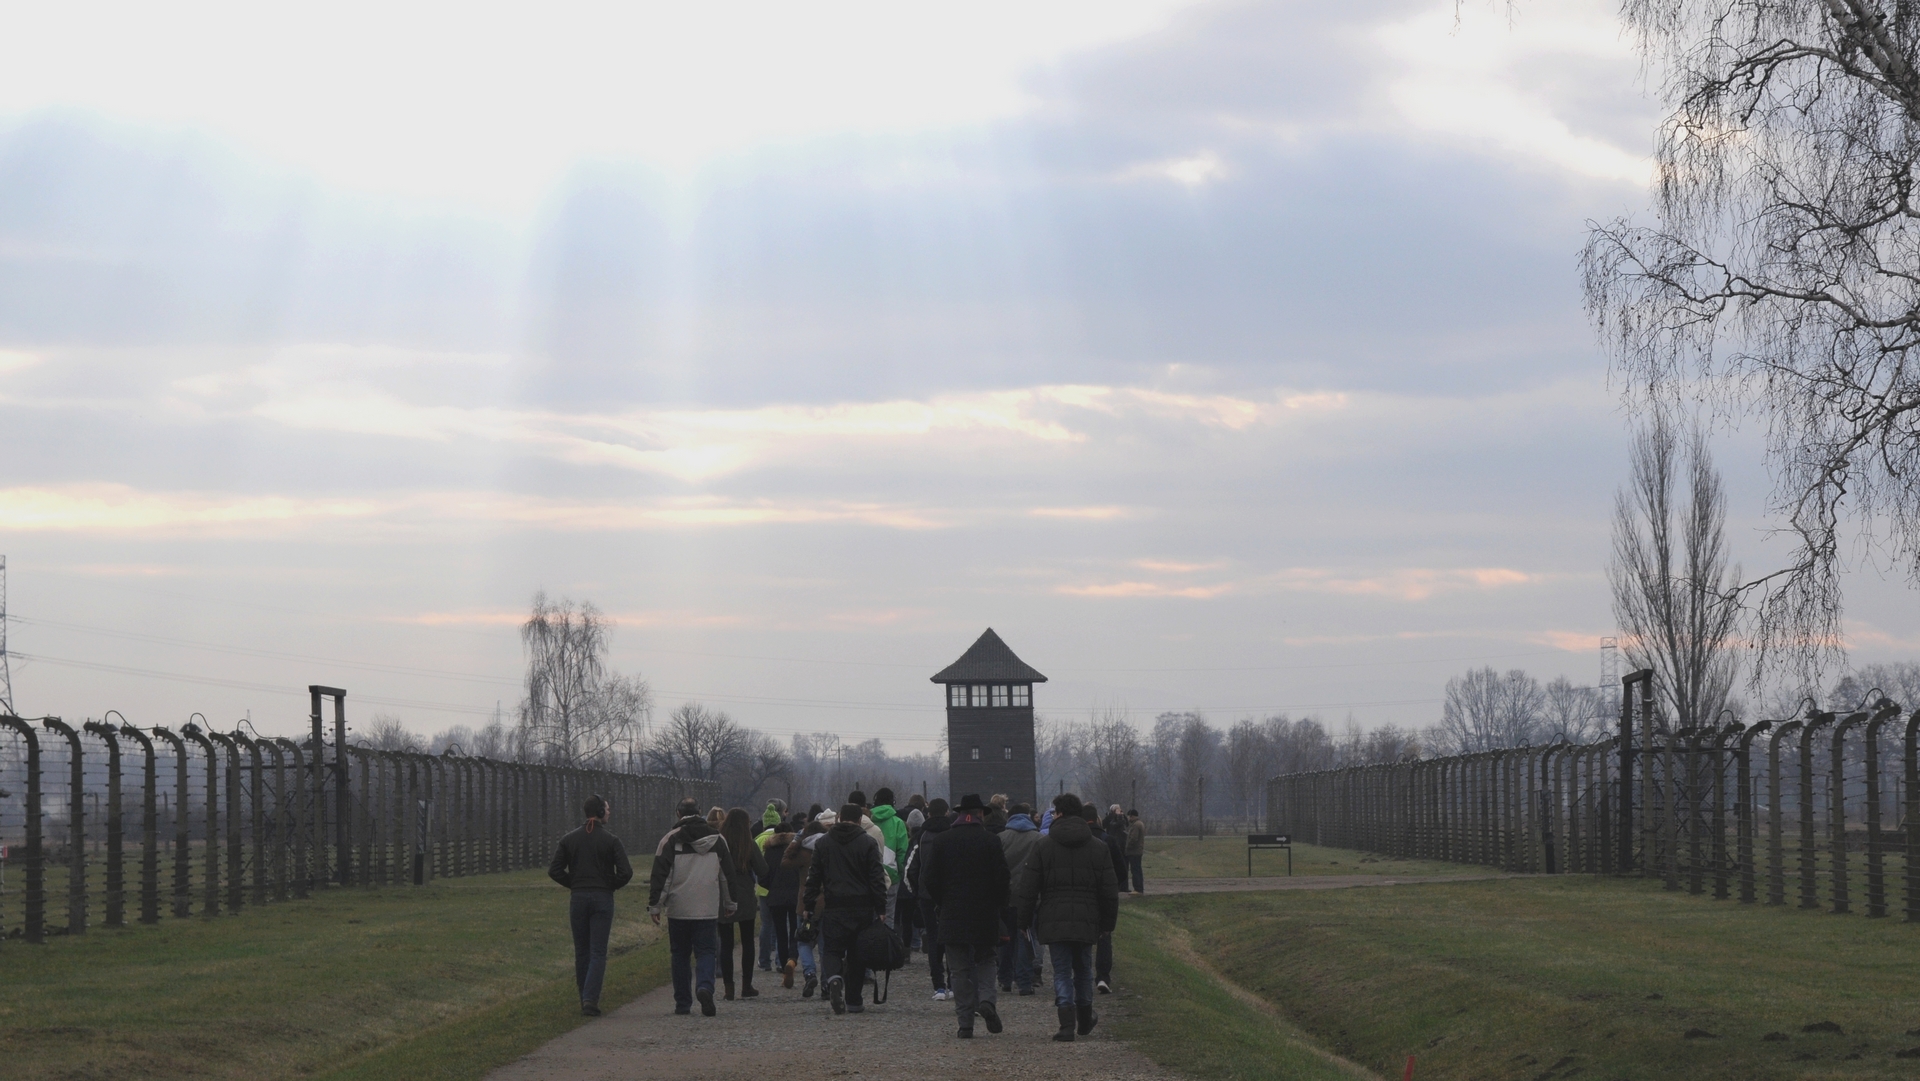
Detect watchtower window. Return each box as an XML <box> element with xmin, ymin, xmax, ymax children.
<box><xmin>1011</xmin><ymin>684</ymin><xmax>1030</xmax><ymax>707</ymax></box>
<box><xmin>1003</xmin><ymin>745</ymin><xmax>1013</xmax><ymax>760</ymax></box>
<box><xmin>970</xmin><ymin>746</ymin><xmax>981</xmax><ymax>761</ymax></box>
<box><xmin>991</xmin><ymin>684</ymin><xmax>1009</xmax><ymax>707</ymax></box>
<box><xmin>970</xmin><ymin>684</ymin><xmax>988</xmax><ymax>707</ymax></box>
<box><xmin>949</xmin><ymin>685</ymin><xmax>967</xmax><ymax>708</ymax></box>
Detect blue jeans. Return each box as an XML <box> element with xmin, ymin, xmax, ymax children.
<box><xmin>1049</xmin><ymin>942</ymin><xmax>1095</xmax><ymax>1007</ymax></box>
<box><xmin>1129</xmin><ymin>854</ymin><xmax>1144</xmax><ymax>893</ymax></box>
<box><xmin>798</xmin><ymin>938</ymin><xmax>816</xmax><ymax>976</ymax></box>
<box><xmin>569</xmin><ymin>889</ymin><xmax>615</xmax><ymax>1006</ymax></box>
<box><xmin>667</xmin><ymin>918</ymin><xmax>719</xmax><ymax>1010</ymax></box>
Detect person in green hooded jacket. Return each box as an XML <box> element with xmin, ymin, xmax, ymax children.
<box><xmin>867</xmin><ymin>791</ymin><xmax>910</xmax><ymax>925</ymax></box>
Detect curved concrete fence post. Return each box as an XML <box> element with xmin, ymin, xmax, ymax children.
<box><xmin>1798</xmin><ymin>712</ymin><xmax>1838</xmax><ymax>909</ymax></box>
<box><xmin>1709</xmin><ymin>722</ymin><xmax>1739</xmax><ymax>899</ymax></box>
<box><xmin>1861</xmin><ymin>701</ymin><xmax>1902</xmax><ymax>917</ymax></box>
<box><xmin>42</xmin><ymin>718</ymin><xmax>87</xmax><ymax>934</ymax></box>
<box><xmin>273</xmin><ymin>738</ymin><xmax>309</xmax><ymax>898</ymax></box>
<box><xmin>207</xmin><ymin>731</ymin><xmax>244</xmax><ymax>912</ymax></box>
<box><xmin>150</xmin><ymin>728</ymin><xmax>192</xmax><ymax>917</ymax></box>
<box><xmin>117</xmin><ymin>724</ymin><xmax>160</xmax><ymax>922</ymax></box>
<box><xmin>1765</xmin><ymin>719</ymin><xmax>1802</xmax><ymax>905</ymax></box>
<box><xmin>83</xmin><ymin>721</ymin><xmax>126</xmax><ymax>926</ymax></box>
<box><xmin>1735</xmin><ymin>721</ymin><xmax>1773</xmax><ymax>903</ymax></box>
<box><xmin>180</xmin><ymin>724</ymin><xmax>221</xmax><ymax>915</ymax></box>
<box><xmin>1</xmin><ymin>715</ymin><xmax>45</xmax><ymax>942</ymax></box>
<box><xmin>1828</xmin><ymin>709</ymin><xmax>1872</xmax><ymax>914</ymax></box>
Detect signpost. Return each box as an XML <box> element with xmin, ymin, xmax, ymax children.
<box><xmin>1246</xmin><ymin>833</ymin><xmax>1292</xmax><ymax>877</ymax></box>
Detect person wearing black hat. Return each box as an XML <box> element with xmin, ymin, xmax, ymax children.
<box><xmin>919</xmin><ymin>793</ymin><xmax>1010</xmax><ymax>1038</ymax></box>
<box><xmin>804</xmin><ymin>802</ymin><xmax>889</xmax><ymax>1015</ymax></box>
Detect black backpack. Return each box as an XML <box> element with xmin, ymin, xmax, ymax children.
<box><xmin>856</xmin><ymin>920</ymin><xmax>908</xmax><ymax>1002</ymax></box>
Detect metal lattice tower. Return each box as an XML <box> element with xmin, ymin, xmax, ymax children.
<box><xmin>1599</xmin><ymin>636</ymin><xmax>1620</xmax><ymax>722</ymax></box>
<box><xmin>0</xmin><ymin>554</ymin><xmax>12</xmax><ymax>715</ymax></box>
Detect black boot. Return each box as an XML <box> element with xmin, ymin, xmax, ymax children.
<box><xmin>1053</xmin><ymin>1005</ymin><xmax>1076</xmax><ymax>1042</ymax></box>
<box><xmin>977</xmin><ymin>1001</ymin><xmax>1003</xmax><ymax>1034</ymax></box>
<box><xmin>723</xmin><ymin>975</ymin><xmax>735</xmax><ymax>1001</ymax></box>
<box><xmin>741</xmin><ymin>969</ymin><xmax>759</xmax><ymax>998</ymax></box>
<box><xmin>1076</xmin><ymin>1001</ymin><xmax>1097</xmax><ymax>1035</ymax></box>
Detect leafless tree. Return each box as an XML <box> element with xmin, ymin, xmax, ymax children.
<box><xmin>645</xmin><ymin>701</ymin><xmax>746</xmax><ymax>781</ymax></box>
<box><xmin>364</xmin><ymin>713</ymin><xmax>422</xmax><ymax>752</ymax></box>
<box><xmin>1086</xmin><ymin>705</ymin><xmax>1146</xmax><ymax>811</ymax></box>
<box><xmin>1611</xmin><ymin>418</ymin><xmax>1742</xmax><ymax>731</ymax></box>
<box><xmin>1540</xmin><ymin>676</ymin><xmax>1607</xmax><ymax>744</ymax></box>
<box><xmin>717</xmin><ymin>729</ymin><xmax>794</xmax><ymax>806</ymax></box>
<box><xmin>516</xmin><ymin>592</ymin><xmax>651</xmax><ymax>766</ymax></box>
<box><xmin>1432</xmin><ymin>667</ymin><xmax>1544</xmax><ymax>753</ymax></box>
<box><xmin>1583</xmin><ymin>0</ymin><xmax>1920</xmax><ymax>678</ymax></box>
<box><xmin>1832</xmin><ymin>661</ymin><xmax>1920</xmax><ymax>711</ymax></box>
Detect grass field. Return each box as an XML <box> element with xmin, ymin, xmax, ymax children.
<box><xmin>1140</xmin><ymin>835</ymin><xmax>1469</xmax><ymax>880</ymax></box>
<box><xmin>1138</xmin><ymin>874</ymin><xmax>1920</xmax><ymax>1081</ymax></box>
<box><xmin>0</xmin><ymin>869</ymin><xmax>665</xmax><ymax>1081</ymax></box>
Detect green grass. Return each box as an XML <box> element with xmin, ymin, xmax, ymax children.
<box><xmin>1144</xmin><ymin>873</ymin><xmax>1920</xmax><ymax>1081</ymax></box>
<box><xmin>0</xmin><ymin>869</ymin><xmax>666</xmax><ymax>1081</ymax></box>
<box><xmin>1141</xmin><ymin>835</ymin><xmax>1472</xmax><ymax>880</ymax></box>
<box><xmin>1111</xmin><ymin>904</ymin><xmax>1375</xmax><ymax>1081</ymax></box>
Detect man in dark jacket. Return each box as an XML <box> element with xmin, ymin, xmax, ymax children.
<box><xmin>803</xmin><ymin>803</ymin><xmax>888</xmax><ymax>1015</ymax></box>
<box><xmin>904</xmin><ymin>797</ymin><xmax>953</xmax><ymax>1000</ymax></box>
<box><xmin>920</xmin><ymin>793</ymin><xmax>1010</xmax><ymax>1038</ymax></box>
<box><xmin>1016</xmin><ymin>792</ymin><xmax>1119</xmax><ymax>1042</ymax></box>
<box><xmin>548</xmin><ymin>793</ymin><xmax>635</xmax><ymax>1016</ymax></box>
<box><xmin>1084</xmin><ymin>802</ymin><xmax>1126</xmax><ymax>994</ymax></box>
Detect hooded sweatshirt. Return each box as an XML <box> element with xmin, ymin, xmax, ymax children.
<box><xmin>998</xmin><ymin>812</ymin><xmax>1041</xmax><ymax>876</ymax></box>
<box><xmin>803</xmin><ymin>819</ymin><xmax>888</xmax><ymax>915</ymax></box>
<box><xmin>1015</xmin><ymin>813</ymin><xmax>1119</xmax><ymax>945</ymax></box>
<box><xmin>648</xmin><ymin>815</ymin><xmax>736</xmax><ymax>920</ymax></box>
<box><xmin>870</xmin><ymin>803</ymin><xmax>910</xmax><ymax>884</ymax></box>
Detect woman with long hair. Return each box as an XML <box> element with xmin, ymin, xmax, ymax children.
<box><xmin>716</xmin><ymin>807</ymin><xmax>768</xmax><ymax>999</ymax></box>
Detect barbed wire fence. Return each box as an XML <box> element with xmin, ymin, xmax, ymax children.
<box><xmin>0</xmin><ymin>705</ymin><xmax>715</xmax><ymax>943</ymax></box>
<box><xmin>1266</xmin><ymin>672</ymin><xmax>1920</xmax><ymax>922</ymax></box>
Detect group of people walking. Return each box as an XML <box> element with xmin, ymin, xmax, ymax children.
<box><xmin>547</xmin><ymin>787</ymin><xmax>1148</xmax><ymax>1041</ymax></box>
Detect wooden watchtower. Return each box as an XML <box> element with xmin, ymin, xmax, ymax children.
<box><xmin>932</xmin><ymin>628</ymin><xmax>1046</xmax><ymax>807</ymax></box>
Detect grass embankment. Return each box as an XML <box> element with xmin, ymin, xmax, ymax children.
<box><xmin>1141</xmin><ymin>835</ymin><xmax>1468</xmax><ymax>880</ymax></box>
<box><xmin>0</xmin><ymin>869</ymin><xmax>666</xmax><ymax>1081</ymax></box>
<box><xmin>1141</xmin><ymin>874</ymin><xmax>1920</xmax><ymax>1081</ymax></box>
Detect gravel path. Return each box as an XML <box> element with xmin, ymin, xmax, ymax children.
<box><xmin>486</xmin><ymin>952</ymin><xmax>1179</xmax><ymax>1081</ymax></box>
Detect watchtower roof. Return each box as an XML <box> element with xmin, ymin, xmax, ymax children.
<box><xmin>930</xmin><ymin>628</ymin><xmax>1048</xmax><ymax>684</ymax></box>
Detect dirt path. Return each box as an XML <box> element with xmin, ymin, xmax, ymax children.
<box><xmin>486</xmin><ymin>875</ymin><xmax>1505</xmax><ymax>1080</ymax></box>
<box><xmin>485</xmin><ymin>954</ymin><xmax>1179</xmax><ymax>1081</ymax></box>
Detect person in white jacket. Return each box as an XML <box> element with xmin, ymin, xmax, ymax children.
<box><xmin>648</xmin><ymin>797</ymin><xmax>737</xmax><ymax>1016</ymax></box>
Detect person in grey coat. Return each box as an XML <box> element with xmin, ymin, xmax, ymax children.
<box><xmin>548</xmin><ymin>793</ymin><xmax>634</xmax><ymax>1016</ymax></box>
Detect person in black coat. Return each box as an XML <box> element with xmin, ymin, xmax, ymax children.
<box><xmin>1015</xmin><ymin>792</ymin><xmax>1119</xmax><ymax>1042</ymax></box>
<box><xmin>1084</xmin><ymin>803</ymin><xmax>1126</xmax><ymax>994</ymax></box>
<box><xmin>548</xmin><ymin>793</ymin><xmax>634</xmax><ymax>1016</ymax></box>
<box><xmin>803</xmin><ymin>803</ymin><xmax>888</xmax><ymax>1015</ymax></box>
<box><xmin>905</xmin><ymin>798</ymin><xmax>953</xmax><ymax>999</ymax></box>
<box><xmin>920</xmin><ymin>793</ymin><xmax>1011</xmax><ymax>1038</ymax></box>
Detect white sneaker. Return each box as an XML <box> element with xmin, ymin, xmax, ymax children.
<box><xmin>932</xmin><ymin>989</ymin><xmax>950</xmax><ymax>1001</ymax></box>
<box><xmin>1096</xmin><ymin>980</ymin><xmax>1111</xmax><ymax>995</ymax></box>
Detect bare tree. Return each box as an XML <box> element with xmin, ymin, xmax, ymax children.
<box><xmin>718</xmin><ymin>729</ymin><xmax>793</xmax><ymax>806</ymax></box>
<box><xmin>516</xmin><ymin>592</ymin><xmax>651</xmax><ymax>766</ymax></box>
<box><xmin>1583</xmin><ymin>0</ymin><xmax>1920</xmax><ymax>678</ymax></box>
<box><xmin>1086</xmin><ymin>706</ymin><xmax>1146</xmax><ymax>811</ymax></box>
<box><xmin>645</xmin><ymin>701</ymin><xmax>746</xmax><ymax>781</ymax></box>
<box><xmin>1540</xmin><ymin>676</ymin><xmax>1607</xmax><ymax>744</ymax></box>
<box><xmin>1611</xmin><ymin>418</ymin><xmax>1742</xmax><ymax>731</ymax></box>
<box><xmin>364</xmin><ymin>713</ymin><xmax>421</xmax><ymax>752</ymax></box>
<box><xmin>1432</xmin><ymin>667</ymin><xmax>1544</xmax><ymax>754</ymax></box>
<box><xmin>1832</xmin><ymin>661</ymin><xmax>1920</xmax><ymax>711</ymax></box>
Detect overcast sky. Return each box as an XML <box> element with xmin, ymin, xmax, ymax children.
<box><xmin>2</xmin><ymin>0</ymin><xmax>1915</xmax><ymax>751</ymax></box>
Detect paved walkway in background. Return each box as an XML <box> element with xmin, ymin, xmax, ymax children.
<box><xmin>486</xmin><ymin>953</ymin><xmax>1179</xmax><ymax>1081</ymax></box>
<box><xmin>1141</xmin><ymin>872</ymin><xmax>1516</xmax><ymax>895</ymax></box>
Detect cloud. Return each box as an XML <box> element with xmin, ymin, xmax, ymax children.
<box><xmin>0</xmin><ymin>484</ymin><xmax>950</xmax><ymax>535</ymax></box>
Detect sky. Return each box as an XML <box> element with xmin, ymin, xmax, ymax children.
<box><xmin>2</xmin><ymin>0</ymin><xmax>1916</xmax><ymax>751</ymax></box>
